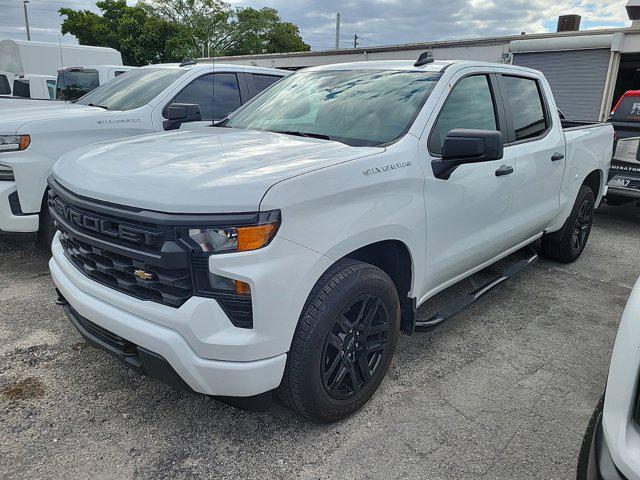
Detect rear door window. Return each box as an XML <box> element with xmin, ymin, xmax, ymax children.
<box><xmin>0</xmin><ymin>75</ymin><xmax>10</xmax><ymax>95</ymax></box>
<box><xmin>251</xmin><ymin>74</ymin><xmax>282</xmax><ymax>93</ymax></box>
<box><xmin>171</xmin><ymin>73</ymin><xmax>242</xmax><ymax>121</ymax></box>
<box><xmin>500</xmin><ymin>76</ymin><xmax>548</xmax><ymax>142</ymax></box>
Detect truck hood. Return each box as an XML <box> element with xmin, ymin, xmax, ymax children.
<box><xmin>0</xmin><ymin>102</ymin><xmax>105</xmax><ymax>133</ymax></box>
<box><xmin>0</xmin><ymin>99</ymin><xmax>66</xmax><ymax>110</ymax></box>
<box><xmin>53</xmin><ymin>127</ymin><xmax>384</xmax><ymax>213</ymax></box>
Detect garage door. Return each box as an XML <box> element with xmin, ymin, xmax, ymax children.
<box><xmin>512</xmin><ymin>49</ymin><xmax>610</xmax><ymax>121</ymax></box>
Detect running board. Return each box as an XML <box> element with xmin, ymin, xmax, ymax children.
<box><xmin>414</xmin><ymin>248</ymin><xmax>538</xmax><ymax>331</ymax></box>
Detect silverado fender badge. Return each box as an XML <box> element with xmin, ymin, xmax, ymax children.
<box><xmin>362</xmin><ymin>161</ymin><xmax>411</xmax><ymax>176</ymax></box>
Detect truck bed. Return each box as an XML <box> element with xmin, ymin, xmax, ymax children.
<box><xmin>561</xmin><ymin>119</ymin><xmax>610</xmax><ymax>131</ymax></box>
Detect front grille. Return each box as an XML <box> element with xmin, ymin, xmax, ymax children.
<box><xmin>49</xmin><ymin>180</ymin><xmax>255</xmax><ymax>328</ymax></box>
<box><xmin>59</xmin><ymin>230</ymin><xmax>192</xmax><ymax>307</ymax></box>
<box><xmin>48</xmin><ymin>189</ymin><xmax>167</xmax><ymax>254</ymax></box>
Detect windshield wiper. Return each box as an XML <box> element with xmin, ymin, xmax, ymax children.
<box><xmin>87</xmin><ymin>103</ymin><xmax>109</xmax><ymax>110</ymax></box>
<box><xmin>273</xmin><ymin>130</ymin><xmax>332</xmax><ymax>141</ymax></box>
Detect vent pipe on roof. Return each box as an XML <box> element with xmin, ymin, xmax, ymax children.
<box><xmin>557</xmin><ymin>14</ymin><xmax>581</xmax><ymax>32</ymax></box>
<box><xmin>627</xmin><ymin>1</ymin><xmax>640</xmax><ymax>27</ymax></box>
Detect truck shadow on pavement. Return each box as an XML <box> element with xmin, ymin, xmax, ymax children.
<box><xmin>0</xmin><ymin>202</ymin><xmax>639</xmax><ymax>479</ymax></box>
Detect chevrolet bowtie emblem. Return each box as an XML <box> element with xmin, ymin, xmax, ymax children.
<box><xmin>134</xmin><ymin>269</ymin><xmax>154</xmax><ymax>281</ymax></box>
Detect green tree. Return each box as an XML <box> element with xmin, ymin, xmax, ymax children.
<box><xmin>60</xmin><ymin>0</ymin><xmax>310</xmax><ymax>63</ymax></box>
<box><xmin>222</xmin><ymin>7</ymin><xmax>310</xmax><ymax>56</ymax></box>
<box><xmin>59</xmin><ymin>0</ymin><xmax>192</xmax><ymax>65</ymax></box>
<box><xmin>145</xmin><ymin>1</ymin><xmax>309</xmax><ymax>56</ymax></box>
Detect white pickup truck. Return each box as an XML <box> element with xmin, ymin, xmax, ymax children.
<box><xmin>3</xmin><ymin>74</ymin><xmax>57</xmax><ymax>99</ymax></box>
<box><xmin>0</xmin><ymin>62</ymin><xmax>288</xmax><ymax>246</ymax></box>
<box><xmin>48</xmin><ymin>59</ymin><xmax>613</xmax><ymax>422</ymax></box>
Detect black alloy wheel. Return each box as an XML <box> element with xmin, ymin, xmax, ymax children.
<box><xmin>321</xmin><ymin>294</ymin><xmax>391</xmax><ymax>400</ymax></box>
<box><xmin>572</xmin><ymin>198</ymin><xmax>594</xmax><ymax>255</ymax></box>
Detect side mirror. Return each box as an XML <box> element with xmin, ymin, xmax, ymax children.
<box><xmin>433</xmin><ymin>129</ymin><xmax>504</xmax><ymax>180</ymax></box>
<box><xmin>163</xmin><ymin>103</ymin><xmax>202</xmax><ymax>131</ymax></box>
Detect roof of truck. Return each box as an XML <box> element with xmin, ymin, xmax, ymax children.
<box><xmin>306</xmin><ymin>59</ymin><xmax>541</xmax><ymax>75</ymax></box>
<box><xmin>140</xmin><ymin>62</ymin><xmax>289</xmax><ymax>75</ymax></box>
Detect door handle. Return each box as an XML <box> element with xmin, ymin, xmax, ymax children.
<box><xmin>495</xmin><ymin>165</ymin><xmax>514</xmax><ymax>177</ymax></box>
<box><xmin>551</xmin><ymin>153</ymin><xmax>565</xmax><ymax>162</ymax></box>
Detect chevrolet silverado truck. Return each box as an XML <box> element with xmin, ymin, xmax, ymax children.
<box><xmin>0</xmin><ymin>62</ymin><xmax>288</xmax><ymax>247</ymax></box>
<box><xmin>577</xmin><ymin>278</ymin><xmax>640</xmax><ymax>480</ymax></box>
<box><xmin>605</xmin><ymin>90</ymin><xmax>640</xmax><ymax>205</ymax></box>
<box><xmin>48</xmin><ymin>58</ymin><xmax>613</xmax><ymax>422</ymax></box>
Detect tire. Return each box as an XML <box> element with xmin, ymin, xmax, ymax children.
<box><xmin>38</xmin><ymin>205</ymin><xmax>56</xmax><ymax>252</ymax></box>
<box><xmin>541</xmin><ymin>185</ymin><xmax>595</xmax><ymax>263</ymax></box>
<box><xmin>279</xmin><ymin>259</ymin><xmax>401</xmax><ymax>423</ymax></box>
<box><xmin>576</xmin><ymin>395</ymin><xmax>604</xmax><ymax>480</ymax></box>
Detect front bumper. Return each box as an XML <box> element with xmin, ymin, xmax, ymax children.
<box><xmin>50</xmin><ymin>238</ymin><xmax>288</xmax><ymax>397</ymax></box>
<box><xmin>587</xmin><ymin>412</ymin><xmax>628</xmax><ymax>480</ymax></box>
<box><xmin>0</xmin><ymin>181</ymin><xmax>39</xmax><ymax>238</ymax></box>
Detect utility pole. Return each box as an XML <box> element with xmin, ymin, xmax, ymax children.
<box><xmin>353</xmin><ymin>34</ymin><xmax>358</xmax><ymax>49</ymax></box>
<box><xmin>335</xmin><ymin>13</ymin><xmax>341</xmax><ymax>50</ymax></box>
<box><xmin>23</xmin><ymin>0</ymin><xmax>31</xmax><ymax>41</ymax></box>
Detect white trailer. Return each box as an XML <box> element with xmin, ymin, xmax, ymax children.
<box><xmin>0</xmin><ymin>40</ymin><xmax>122</xmax><ymax>77</ymax></box>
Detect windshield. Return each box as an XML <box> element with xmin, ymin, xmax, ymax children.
<box><xmin>226</xmin><ymin>69</ymin><xmax>442</xmax><ymax>146</ymax></box>
<box><xmin>57</xmin><ymin>70</ymin><xmax>100</xmax><ymax>101</ymax></box>
<box><xmin>76</xmin><ymin>68</ymin><xmax>186</xmax><ymax>111</ymax></box>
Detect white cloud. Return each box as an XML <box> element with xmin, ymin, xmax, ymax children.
<box><xmin>0</xmin><ymin>0</ymin><xmax>631</xmax><ymax>48</ymax></box>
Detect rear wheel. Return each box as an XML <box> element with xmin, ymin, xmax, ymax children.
<box><xmin>541</xmin><ymin>185</ymin><xmax>595</xmax><ymax>263</ymax></box>
<box><xmin>279</xmin><ymin>259</ymin><xmax>401</xmax><ymax>423</ymax></box>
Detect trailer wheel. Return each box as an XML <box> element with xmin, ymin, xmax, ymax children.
<box><xmin>541</xmin><ymin>185</ymin><xmax>594</xmax><ymax>263</ymax></box>
<box><xmin>279</xmin><ymin>259</ymin><xmax>400</xmax><ymax>423</ymax></box>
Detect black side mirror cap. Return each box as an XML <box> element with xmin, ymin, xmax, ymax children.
<box><xmin>163</xmin><ymin>103</ymin><xmax>202</xmax><ymax>130</ymax></box>
<box><xmin>433</xmin><ymin>129</ymin><xmax>504</xmax><ymax>179</ymax></box>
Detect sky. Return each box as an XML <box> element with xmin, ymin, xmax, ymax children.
<box><xmin>0</xmin><ymin>0</ymin><xmax>632</xmax><ymax>50</ymax></box>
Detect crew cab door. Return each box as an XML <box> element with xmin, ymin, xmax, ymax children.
<box><xmin>155</xmin><ymin>72</ymin><xmax>247</xmax><ymax>131</ymax></box>
<box><xmin>497</xmin><ymin>74</ymin><xmax>565</xmax><ymax>240</ymax></box>
<box><xmin>423</xmin><ymin>72</ymin><xmax>518</xmax><ymax>293</ymax></box>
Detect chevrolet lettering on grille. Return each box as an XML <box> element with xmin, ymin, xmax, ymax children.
<box><xmin>49</xmin><ymin>193</ymin><xmax>164</xmax><ymax>248</ymax></box>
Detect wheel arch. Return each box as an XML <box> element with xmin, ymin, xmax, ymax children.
<box><xmin>583</xmin><ymin>169</ymin><xmax>604</xmax><ymax>203</ymax></box>
<box><xmin>341</xmin><ymin>239</ymin><xmax>416</xmax><ymax>335</ymax></box>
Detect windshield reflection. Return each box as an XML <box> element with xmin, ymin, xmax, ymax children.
<box><xmin>227</xmin><ymin>70</ymin><xmax>442</xmax><ymax>146</ymax></box>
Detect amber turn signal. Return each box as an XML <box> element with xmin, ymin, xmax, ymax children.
<box><xmin>237</xmin><ymin>223</ymin><xmax>278</xmax><ymax>252</ymax></box>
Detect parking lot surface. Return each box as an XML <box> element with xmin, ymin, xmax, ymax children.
<box><xmin>1</xmin><ymin>204</ymin><xmax>639</xmax><ymax>480</ymax></box>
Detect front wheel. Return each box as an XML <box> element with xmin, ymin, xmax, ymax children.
<box><xmin>541</xmin><ymin>185</ymin><xmax>595</xmax><ymax>263</ymax></box>
<box><xmin>279</xmin><ymin>259</ymin><xmax>401</xmax><ymax>423</ymax></box>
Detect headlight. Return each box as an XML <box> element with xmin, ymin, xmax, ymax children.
<box><xmin>183</xmin><ymin>210</ymin><xmax>280</xmax><ymax>254</ymax></box>
<box><xmin>179</xmin><ymin>210</ymin><xmax>280</xmax><ymax>311</ymax></box>
<box><xmin>0</xmin><ymin>135</ymin><xmax>30</xmax><ymax>152</ymax></box>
